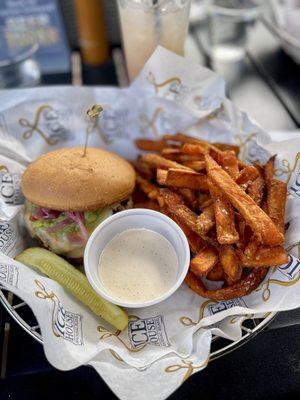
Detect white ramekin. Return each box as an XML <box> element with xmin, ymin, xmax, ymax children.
<box><xmin>84</xmin><ymin>208</ymin><xmax>190</xmax><ymax>308</ymax></box>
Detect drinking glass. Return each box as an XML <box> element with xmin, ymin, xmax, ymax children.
<box><xmin>0</xmin><ymin>28</ymin><xmax>41</xmax><ymax>89</ymax></box>
<box><xmin>202</xmin><ymin>0</ymin><xmax>261</xmax><ymax>62</ymax></box>
<box><xmin>117</xmin><ymin>0</ymin><xmax>192</xmax><ymax>81</ymax></box>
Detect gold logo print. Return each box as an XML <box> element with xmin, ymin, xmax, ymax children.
<box><xmin>98</xmin><ymin>315</ymin><xmax>146</xmax><ymax>353</ymax></box>
<box><xmin>34</xmin><ymin>279</ymin><xmax>61</xmax><ymax>337</ymax></box>
<box><xmin>34</xmin><ymin>279</ymin><xmax>83</xmax><ymax>344</ymax></box>
<box><xmin>139</xmin><ymin>107</ymin><xmax>164</xmax><ymax>138</ymax></box>
<box><xmin>234</xmin><ymin>133</ymin><xmax>256</xmax><ymax>161</ymax></box>
<box><xmin>0</xmin><ymin>165</ymin><xmax>8</xmax><ymax>172</ymax></box>
<box><xmin>146</xmin><ymin>72</ymin><xmax>182</xmax><ymax>94</ymax></box>
<box><xmin>274</xmin><ymin>152</ymin><xmax>300</xmax><ymax>186</ymax></box>
<box><xmin>165</xmin><ymin>357</ymin><xmax>210</xmax><ymax>383</ymax></box>
<box><xmin>179</xmin><ymin>299</ymin><xmax>217</xmax><ymax>326</ymax></box>
<box><xmin>19</xmin><ymin>104</ymin><xmax>60</xmax><ymax>145</ymax></box>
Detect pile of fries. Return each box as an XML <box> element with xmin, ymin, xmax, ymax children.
<box><xmin>132</xmin><ymin>133</ymin><xmax>288</xmax><ymax>300</ymax></box>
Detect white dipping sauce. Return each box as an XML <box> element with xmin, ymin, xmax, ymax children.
<box><xmin>98</xmin><ymin>228</ymin><xmax>178</xmax><ymax>304</ymax></box>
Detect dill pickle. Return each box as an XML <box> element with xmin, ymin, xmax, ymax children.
<box><xmin>15</xmin><ymin>247</ymin><xmax>128</xmax><ymax>331</ymax></box>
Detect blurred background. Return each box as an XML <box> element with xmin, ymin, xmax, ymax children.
<box><xmin>0</xmin><ymin>0</ymin><xmax>299</xmax><ymax>131</ymax></box>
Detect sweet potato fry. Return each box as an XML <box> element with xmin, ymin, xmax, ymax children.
<box><xmin>156</xmin><ymin>169</ymin><xmax>168</xmax><ymax>185</ymax></box>
<box><xmin>198</xmin><ymin>192</ymin><xmax>212</xmax><ymax>209</ymax></box>
<box><xmin>213</xmin><ymin>143</ymin><xmax>240</xmax><ymax>155</ymax></box>
<box><xmin>219</xmin><ymin>245</ymin><xmax>242</xmax><ymax>282</ymax></box>
<box><xmin>159</xmin><ymin>188</ymin><xmax>185</xmax><ymax>208</ymax></box>
<box><xmin>161</xmin><ymin>148</ymin><xmax>200</xmax><ymax>163</ymax></box>
<box><xmin>162</xmin><ymin>205</ymin><xmax>205</xmax><ymax>254</ymax></box>
<box><xmin>205</xmin><ymin>154</ymin><xmax>284</xmax><ymax>246</ymax></box>
<box><xmin>196</xmin><ymin>204</ymin><xmax>215</xmax><ymax>235</ymax></box>
<box><xmin>220</xmin><ymin>150</ymin><xmax>239</xmax><ymax>180</ymax></box>
<box><xmin>140</xmin><ymin>153</ymin><xmax>192</xmax><ymax>171</ymax></box>
<box><xmin>135</xmin><ymin>139</ymin><xmax>166</xmax><ymax>152</ymax></box>
<box><xmin>208</xmin><ymin>178</ymin><xmax>239</xmax><ymax>245</ymax></box>
<box><xmin>247</xmin><ymin>166</ymin><xmax>265</xmax><ymax>205</ymax></box>
<box><xmin>182</xmin><ymin>160</ymin><xmax>206</xmax><ymax>172</ymax></box>
<box><xmin>244</xmin><ymin>235</ymin><xmax>260</xmax><ymax>259</ymax></box>
<box><xmin>264</xmin><ymin>155</ymin><xmax>276</xmax><ymax>184</ymax></box>
<box><xmin>182</xmin><ymin>143</ymin><xmax>207</xmax><ymax>156</ymax></box>
<box><xmin>190</xmin><ymin>245</ymin><xmax>218</xmax><ymax>277</ymax></box>
<box><xmin>236</xmin><ymin>165</ymin><xmax>259</xmax><ymax>187</ymax></box>
<box><xmin>177</xmin><ymin>188</ymin><xmax>198</xmax><ymax>210</ymax></box>
<box><xmin>157</xmin><ymin>168</ymin><xmax>208</xmax><ymax>190</ymax></box>
<box><xmin>236</xmin><ymin>246</ymin><xmax>288</xmax><ymax>267</ymax></box>
<box><xmin>185</xmin><ymin>268</ymin><xmax>268</xmax><ymax>300</ymax></box>
<box><xmin>131</xmin><ymin>160</ymin><xmax>153</xmax><ymax>179</ymax></box>
<box><xmin>133</xmin><ymin>200</ymin><xmax>160</xmax><ymax>211</ymax></box>
<box><xmin>266</xmin><ymin>179</ymin><xmax>287</xmax><ymax>234</ymax></box>
<box><xmin>136</xmin><ymin>175</ymin><xmax>161</xmax><ymax>203</ymax></box>
<box><xmin>206</xmin><ymin>263</ymin><xmax>224</xmax><ymax>281</ymax></box>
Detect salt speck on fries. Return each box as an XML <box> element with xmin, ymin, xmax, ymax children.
<box><xmin>133</xmin><ymin>134</ymin><xmax>288</xmax><ymax>300</ymax></box>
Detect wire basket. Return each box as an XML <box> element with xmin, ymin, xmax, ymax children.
<box><xmin>0</xmin><ymin>287</ymin><xmax>276</xmax><ymax>360</ymax></box>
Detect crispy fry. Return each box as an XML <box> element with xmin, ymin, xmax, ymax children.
<box><xmin>162</xmin><ymin>206</ymin><xmax>205</xmax><ymax>254</ymax></box>
<box><xmin>190</xmin><ymin>245</ymin><xmax>218</xmax><ymax>277</ymax></box>
<box><xmin>244</xmin><ymin>235</ymin><xmax>260</xmax><ymax>259</ymax></box>
<box><xmin>159</xmin><ymin>188</ymin><xmax>185</xmax><ymax>208</ymax></box>
<box><xmin>185</xmin><ymin>268</ymin><xmax>268</xmax><ymax>300</ymax></box>
<box><xmin>156</xmin><ymin>169</ymin><xmax>168</xmax><ymax>185</ymax></box>
<box><xmin>219</xmin><ymin>245</ymin><xmax>242</xmax><ymax>282</ymax></box>
<box><xmin>220</xmin><ymin>150</ymin><xmax>239</xmax><ymax>180</ymax></box>
<box><xmin>206</xmin><ymin>263</ymin><xmax>224</xmax><ymax>281</ymax></box>
<box><xmin>161</xmin><ymin>148</ymin><xmax>201</xmax><ymax>163</ymax></box>
<box><xmin>182</xmin><ymin>160</ymin><xmax>206</xmax><ymax>172</ymax></box>
<box><xmin>131</xmin><ymin>160</ymin><xmax>154</xmax><ymax>179</ymax></box>
<box><xmin>140</xmin><ymin>153</ymin><xmax>192</xmax><ymax>171</ymax></box>
<box><xmin>247</xmin><ymin>166</ymin><xmax>265</xmax><ymax>205</ymax></box>
<box><xmin>177</xmin><ymin>188</ymin><xmax>198</xmax><ymax>210</ymax></box>
<box><xmin>196</xmin><ymin>204</ymin><xmax>215</xmax><ymax>235</ymax></box>
<box><xmin>157</xmin><ymin>168</ymin><xmax>208</xmax><ymax>190</ymax></box>
<box><xmin>136</xmin><ymin>175</ymin><xmax>161</xmax><ymax>203</ymax></box>
<box><xmin>205</xmin><ymin>154</ymin><xmax>284</xmax><ymax>246</ymax></box>
<box><xmin>208</xmin><ymin>178</ymin><xmax>239</xmax><ymax>244</ymax></box>
<box><xmin>135</xmin><ymin>139</ymin><xmax>166</xmax><ymax>152</ymax></box>
<box><xmin>237</xmin><ymin>246</ymin><xmax>288</xmax><ymax>267</ymax></box>
<box><xmin>133</xmin><ymin>200</ymin><xmax>160</xmax><ymax>211</ymax></box>
<box><xmin>266</xmin><ymin>179</ymin><xmax>287</xmax><ymax>234</ymax></box>
<box><xmin>264</xmin><ymin>155</ymin><xmax>276</xmax><ymax>184</ymax></box>
<box><xmin>213</xmin><ymin>143</ymin><xmax>240</xmax><ymax>155</ymax></box>
<box><xmin>182</xmin><ymin>143</ymin><xmax>207</xmax><ymax>156</ymax></box>
<box><xmin>236</xmin><ymin>165</ymin><xmax>259</xmax><ymax>187</ymax></box>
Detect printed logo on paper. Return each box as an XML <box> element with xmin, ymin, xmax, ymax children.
<box><xmin>278</xmin><ymin>254</ymin><xmax>300</xmax><ymax>280</ymax></box>
<box><xmin>289</xmin><ymin>170</ymin><xmax>300</xmax><ymax>198</ymax></box>
<box><xmin>208</xmin><ymin>298</ymin><xmax>248</xmax><ymax>315</ymax></box>
<box><xmin>128</xmin><ymin>315</ymin><xmax>170</xmax><ymax>349</ymax></box>
<box><xmin>0</xmin><ymin>264</ymin><xmax>19</xmax><ymax>288</ymax></box>
<box><xmin>246</xmin><ymin>139</ymin><xmax>270</xmax><ymax>165</ymax></box>
<box><xmin>34</xmin><ymin>280</ymin><xmax>83</xmax><ymax>345</ymax></box>
<box><xmin>0</xmin><ymin>222</ymin><xmax>15</xmax><ymax>255</ymax></box>
<box><xmin>0</xmin><ymin>172</ymin><xmax>24</xmax><ymax>205</ymax></box>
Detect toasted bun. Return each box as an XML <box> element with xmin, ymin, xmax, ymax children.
<box><xmin>21</xmin><ymin>147</ymin><xmax>136</xmax><ymax>211</ymax></box>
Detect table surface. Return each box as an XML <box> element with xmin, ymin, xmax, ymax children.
<box><xmin>1</xmin><ymin>18</ymin><xmax>300</xmax><ymax>400</ymax></box>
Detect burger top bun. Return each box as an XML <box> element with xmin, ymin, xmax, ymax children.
<box><xmin>21</xmin><ymin>147</ymin><xmax>136</xmax><ymax>211</ymax></box>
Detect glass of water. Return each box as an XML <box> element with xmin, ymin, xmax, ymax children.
<box><xmin>202</xmin><ymin>0</ymin><xmax>261</xmax><ymax>62</ymax></box>
<box><xmin>117</xmin><ymin>0</ymin><xmax>192</xmax><ymax>82</ymax></box>
<box><xmin>0</xmin><ymin>28</ymin><xmax>41</xmax><ymax>89</ymax></box>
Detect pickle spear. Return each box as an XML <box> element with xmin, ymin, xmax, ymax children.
<box><xmin>15</xmin><ymin>247</ymin><xmax>128</xmax><ymax>331</ymax></box>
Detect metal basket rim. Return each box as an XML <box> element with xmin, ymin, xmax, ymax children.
<box><xmin>0</xmin><ymin>288</ymin><xmax>277</xmax><ymax>360</ymax></box>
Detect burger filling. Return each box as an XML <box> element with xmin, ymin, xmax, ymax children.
<box><xmin>24</xmin><ymin>199</ymin><xmax>132</xmax><ymax>258</ymax></box>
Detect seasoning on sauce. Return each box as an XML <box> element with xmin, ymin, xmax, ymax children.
<box><xmin>98</xmin><ymin>228</ymin><xmax>178</xmax><ymax>304</ymax></box>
